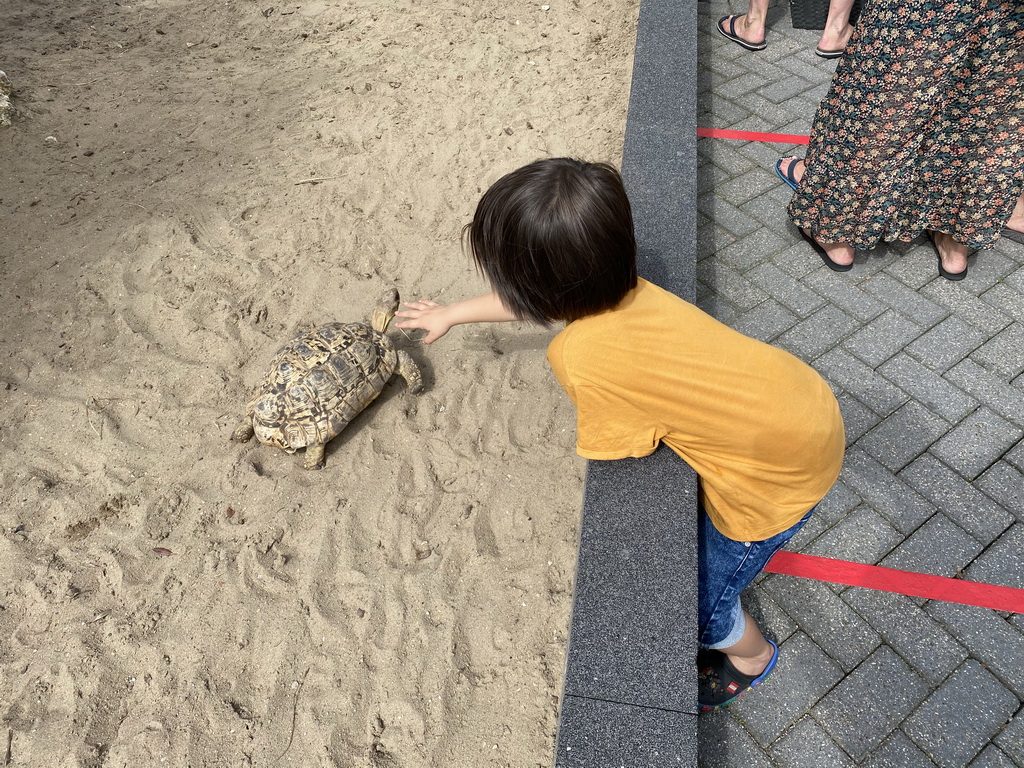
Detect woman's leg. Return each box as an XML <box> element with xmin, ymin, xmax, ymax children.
<box><xmin>778</xmin><ymin>158</ymin><xmax>856</xmax><ymax>266</ymax></box>
<box><xmin>731</xmin><ymin>0</ymin><xmax>770</xmax><ymax>45</ymax></box>
<box><xmin>818</xmin><ymin>0</ymin><xmax>856</xmax><ymax>52</ymax></box>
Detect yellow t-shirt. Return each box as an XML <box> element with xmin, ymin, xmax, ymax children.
<box><xmin>546</xmin><ymin>278</ymin><xmax>845</xmax><ymax>541</ymax></box>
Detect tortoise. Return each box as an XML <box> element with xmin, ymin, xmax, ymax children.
<box><xmin>231</xmin><ymin>288</ymin><xmax>423</xmax><ymax>469</ymax></box>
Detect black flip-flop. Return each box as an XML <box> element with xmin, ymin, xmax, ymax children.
<box><xmin>927</xmin><ymin>230</ymin><xmax>967</xmax><ymax>281</ymax></box>
<box><xmin>697</xmin><ymin>639</ymin><xmax>779</xmax><ymax>711</ymax></box>
<box><xmin>799</xmin><ymin>227</ymin><xmax>854</xmax><ymax>272</ymax></box>
<box><xmin>815</xmin><ymin>46</ymin><xmax>845</xmax><ymax>59</ymax></box>
<box><xmin>775</xmin><ymin>157</ymin><xmax>803</xmax><ymax>191</ymax></box>
<box><xmin>1001</xmin><ymin>228</ymin><xmax>1024</xmax><ymax>245</ymax></box>
<box><xmin>716</xmin><ymin>15</ymin><xmax>767</xmax><ymax>52</ymax></box>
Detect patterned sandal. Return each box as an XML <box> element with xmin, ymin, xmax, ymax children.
<box><xmin>697</xmin><ymin>639</ymin><xmax>779</xmax><ymax>712</ymax></box>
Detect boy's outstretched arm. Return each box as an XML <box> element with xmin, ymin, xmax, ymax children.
<box><xmin>394</xmin><ymin>292</ymin><xmax>519</xmax><ymax>344</ymax></box>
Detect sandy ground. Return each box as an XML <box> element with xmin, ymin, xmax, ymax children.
<box><xmin>0</xmin><ymin>1</ymin><xmax>637</xmax><ymax>765</ymax></box>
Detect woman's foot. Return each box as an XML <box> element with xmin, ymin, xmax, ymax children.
<box><xmin>776</xmin><ymin>156</ymin><xmax>805</xmax><ymax>191</ymax></box>
<box><xmin>801</xmin><ymin>228</ymin><xmax>855</xmax><ymax>270</ymax></box>
<box><xmin>1006</xmin><ymin>192</ymin><xmax>1024</xmax><ymax>235</ymax></box>
<box><xmin>928</xmin><ymin>230</ymin><xmax>969</xmax><ymax>280</ymax></box>
<box><xmin>716</xmin><ymin>14</ymin><xmax>767</xmax><ymax>51</ymax></box>
<box><xmin>815</xmin><ymin>22</ymin><xmax>854</xmax><ymax>57</ymax></box>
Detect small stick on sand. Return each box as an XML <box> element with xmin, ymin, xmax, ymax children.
<box><xmin>275</xmin><ymin>667</ymin><xmax>310</xmax><ymax>761</ymax></box>
<box><xmin>4</xmin><ymin>728</ymin><xmax>12</xmax><ymax>766</ymax></box>
<box><xmin>293</xmin><ymin>176</ymin><xmax>343</xmax><ymax>185</ymax></box>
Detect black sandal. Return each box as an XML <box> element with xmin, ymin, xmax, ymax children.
<box><xmin>697</xmin><ymin>638</ymin><xmax>779</xmax><ymax>711</ymax></box>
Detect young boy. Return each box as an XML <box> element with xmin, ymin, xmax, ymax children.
<box><xmin>395</xmin><ymin>158</ymin><xmax>844</xmax><ymax>710</ymax></box>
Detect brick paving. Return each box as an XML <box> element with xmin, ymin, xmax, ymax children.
<box><xmin>695</xmin><ymin>3</ymin><xmax>1024</xmax><ymax>766</ymax></box>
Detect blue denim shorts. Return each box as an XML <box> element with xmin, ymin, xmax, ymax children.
<box><xmin>698</xmin><ymin>505</ymin><xmax>814</xmax><ymax>649</ymax></box>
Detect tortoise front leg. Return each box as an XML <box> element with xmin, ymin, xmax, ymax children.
<box><xmin>396</xmin><ymin>350</ymin><xmax>424</xmax><ymax>394</ymax></box>
<box><xmin>303</xmin><ymin>443</ymin><xmax>326</xmax><ymax>470</ymax></box>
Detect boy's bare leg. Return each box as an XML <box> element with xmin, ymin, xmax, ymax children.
<box><xmin>720</xmin><ymin>610</ymin><xmax>775</xmax><ymax>676</ymax></box>
<box><xmin>818</xmin><ymin>0</ymin><xmax>856</xmax><ymax>52</ymax></box>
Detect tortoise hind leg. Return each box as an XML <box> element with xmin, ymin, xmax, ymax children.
<box><xmin>303</xmin><ymin>444</ymin><xmax>326</xmax><ymax>470</ymax></box>
<box><xmin>396</xmin><ymin>350</ymin><xmax>424</xmax><ymax>394</ymax></box>
<box><xmin>231</xmin><ymin>421</ymin><xmax>255</xmax><ymax>443</ymax></box>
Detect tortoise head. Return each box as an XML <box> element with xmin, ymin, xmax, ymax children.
<box><xmin>369</xmin><ymin>287</ymin><xmax>401</xmax><ymax>333</ymax></box>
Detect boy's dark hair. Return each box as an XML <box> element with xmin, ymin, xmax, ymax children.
<box><xmin>465</xmin><ymin>157</ymin><xmax>637</xmax><ymax>324</ymax></box>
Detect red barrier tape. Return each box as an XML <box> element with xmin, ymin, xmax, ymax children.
<box><xmin>697</xmin><ymin>127</ymin><xmax>810</xmax><ymax>145</ymax></box>
<box><xmin>765</xmin><ymin>551</ymin><xmax>1024</xmax><ymax>613</ymax></box>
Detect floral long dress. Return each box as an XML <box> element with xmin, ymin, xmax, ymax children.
<box><xmin>788</xmin><ymin>0</ymin><xmax>1024</xmax><ymax>250</ymax></box>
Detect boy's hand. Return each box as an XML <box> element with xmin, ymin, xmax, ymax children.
<box><xmin>395</xmin><ymin>300</ymin><xmax>453</xmax><ymax>344</ymax></box>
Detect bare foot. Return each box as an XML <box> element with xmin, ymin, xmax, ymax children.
<box><xmin>817</xmin><ymin>22</ymin><xmax>853</xmax><ymax>53</ymax></box>
<box><xmin>778</xmin><ymin>156</ymin><xmax>805</xmax><ymax>185</ymax></box>
<box><xmin>1006</xmin><ymin>192</ymin><xmax>1024</xmax><ymax>234</ymax></box>
<box><xmin>725</xmin><ymin>13</ymin><xmax>766</xmax><ymax>46</ymax></box>
<box><xmin>931</xmin><ymin>230</ymin><xmax>969</xmax><ymax>275</ymax></box>
<box><xmin>804</xmin><ymin>228</ymin><xmax>855</xmax><ymax>267</ymax></box>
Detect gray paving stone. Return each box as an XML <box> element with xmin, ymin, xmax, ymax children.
<box><xmin>863</xmin><ymin>731</ymin><xmax>939</xmax><ymax>768</ymax></box>
<box><xmin>920</xmin><ymin>280</ymin><xmax>1015</xmax><ymax>336</ymax></box>
<box><xmin>970</xmin><ymin>323</ymin><xmax>1024</xmax><ymax>379</ymax></box>
<box><xmin>958</xmin><ymin>248</ymin><xmax>1019</xmax><ymax>291</ymax></box>
<box><xmin>715</xmin><ymin>168</ymin><xmax>785</xmax><ymax>208</ymax></box>
<box><xmin>696</xmin><ymin>259</ymin><xmax>769</xmax><ymax>310</ymax></box>
<box><xmin>697</xmin><ymin>223</ymin><xmax>738</xmax><ymax>259</ymax></box>
<box><xmin>842</xmin><ymin>310</ymin><xmax>927</xmax><ymax>368</ymax></box>
<box><xmin>777</xmin><ymin>304</ymin><xmax>860</xmax><ymax>361</ymax></box>
<box><xmin>696</xmin><ymin>286</ymin><xmax>740</xmax><ymax>325</ymax></box>
<box><xmin>980</xmin><ymin>282</ymin><xmax>1024</xmax><ymax>324</ymax></box>
<box><xmin>743</xmin><ymin>188</ymin><xmax>799</xmax><ymax>233</ymax></box>
<box><xmin>717</xmin><ymin>227</ymin><xmax>788</xmax><ymax>272</ymax></box>
<box><xmin>761</xmin><ymin>575</ymin><xmax>881</xmax><ymax>673</ymax></box>
<box><xmin>728</xmin><ymin>299</ymin><xmax>798</xmax><ymax>342</ymax></box>
<box><xmin>899</xmin><ymin>454</ymin><xmax>1013</xmax><ymax>543</ymax></box>
<box><xmin>769</xmin><ymin>716</ymin><xmax>855</xmax><ymax>768</ymax></box>
<box><xmin>745</xmin><ymin>262</ymin><xmax>826</xmax><ymax>318</ymax></box>
<box><xmin>878</xmin><ymin>354</ymin><xmax>979</xmax><ymax>424</ymax></box>
<box><xmin>969</xmin><ymin>745</ymin><xmax>1019</xmax><ymax>768</ymax></box>
<box><xmin>880</xmin><ymin>512</ymin><xmax>984</xmax><ymax>578</ymax></box>
<box><xmin>813</xmin><ymin>479</ymin><xmax>863</xmax><ymax>525</ymax></box>
<box><xmin>697</xmin><ymin>710</ymin><xmax>776</xmax><ymax>768</ymax></box>
<box><xmin>965</xmin><ymin>522</ymin><xmax>1024</xmax><ymax>592</ymax></box>
<box><xmin>842</xmin><ymin>589</ymin><xmax>968</xmax><ymax>686</ymax></box>
<box><xmin>904</xmin><ymin>661</ymin><xmax>1018</xmax><ymax>768</ymax></box>
<box><xmin>803</xmin><ymin>506</ymin><xmax>902</xmax><ymax>564</ymax></box>
<box><xmin>698</xmin><ymin>193</ymin><xmax>762</xmax><ymax>238</ymax></box>
<box><xmin>716</xmin><ymin>71</ymin><xmax>771</xmax><ymax>99</ymax></box>
<box><xmin>699</xmin><ymin>141</ymin><xmax>756</xmax><ymax>176</ymax></box>
<box><xmin>802</xmin><ymin>268</ymin><xmax>892</xmax><ymax>321</ymax></box>
<box><xmin>856</xmin><ymin>401</ymin><xmax>950</xmax><ymax>473</ymax></box>
<box><xmin>725</xmin><ymin>632</ymin><xmax>845</xmax><ymax>747</ymax></box>
<box><xmin>945</xmin><ymin>359</ymin><xmax>1024</xmax><ymax>425</ymax></box>
<box><xmin>1006</xmin><ymin>440</ymin><xmax>1024</xmax><ymax>472</ymax></box>
<box><xmin>842</xmin><ymin>448</ymin><xmax>935</xmax><ymax>535</ymax></box>
<box><xmin>928</xmin><ymin>600</ymin><xmax>1024</xmax><ymax>700</ymax></box>
<box><xmin>782</xmin><ymin>239</ymin><xmax>854</xmax><ymax>279</ymax></box>
<box><xmin>906</xmin><ymin>316</ymin><xmax>988</xmax><ymax>374</ymax></box>
<box><xmin>815</xmin><ymin>646</ymin><xmax>932</xmax><ymax>760</ymax></box>
<box><xmin>993</xmin><ymin>712</ymin><xmax>1024</xmax><ymax>765</ymax></box>
<box><xmin>835</xmin><ymin>392</ymin><xmax>883</xmax><ymax>445</ymax></box>
<box><xmin>976</xmin><ymin>461</ymin><xmax>1024</xmax><ymax>522</ymax></box>
<box><xmin>816</xmin><ymin>349</ymin><xmax>910</xmax><ymax>417</ymax></box>
<box><xmin>883</xmin><ymin>242</ymin><xmax>940</xmax><ymax>290</ymax></box>
<box><xmin>758</xmin><ymin>74</ymin><xmax>815</xmax><ymax>104</ymax></box>
<box><xmin>861</xmin><ymin>273</ymin><xmax>950</xmax><ymax>327</ymax></box>
<box><xmin>929</xmin><ymin>408</ymin><xmax>1024</xmax><ymax>480</ymax></box>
